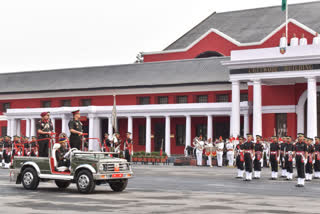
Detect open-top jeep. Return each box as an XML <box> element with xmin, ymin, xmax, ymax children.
<box><xmin>9</xmin><ymin>136</ymin><xmax>134</xmax><ymax>194</ymax></box>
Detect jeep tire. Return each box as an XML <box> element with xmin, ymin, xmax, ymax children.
<box><xmin>21</xmin><ymin>167</ymin><xmax>40</xmax><ymax>190</ymax></box>
<box><xmin>76</xmin><ymin>170</ymin><xmax>95</xmax><ymax>194</ymax></box>
<box><xmin>109</xmin><ymin>179</ymin><xmax>128</xmax><ymax>192</ymax></box>
<box><xmin>55</xmin><ymin>180</ymin><xmax>71</xmax><ymax>189</ymax></box>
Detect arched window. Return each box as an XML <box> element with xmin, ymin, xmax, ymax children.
<box><xmin>195</xmin><ymin>51</ymin><xmax>224</xmax><ymax>58</ymax></box>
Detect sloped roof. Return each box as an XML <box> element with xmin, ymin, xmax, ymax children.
<box><xmin>164</xmin><ymin>1</ymin><xmax>320</xmax><ymax>50</ymax></box>
<box><xmin>0</xmin><ymin>57</ymin><xmax>230</xmax><ymax>94</ymax></box>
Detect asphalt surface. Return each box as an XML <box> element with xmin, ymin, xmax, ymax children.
<box><xmin>1</xmin><ymin>165</ymin><xmax>320</xmax><ymax>214</ymax></box>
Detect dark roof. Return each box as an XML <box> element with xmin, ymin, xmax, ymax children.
<box><xmin>164</xmin><ymin>1</ymin><xmax>320</xmax><ymax>50</ymax></box>
<box><xmin>0</xmin><ymin>57</ymin><xmax>230</xmax><ymax>94</ymax></box>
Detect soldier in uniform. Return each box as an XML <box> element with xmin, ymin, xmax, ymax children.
<box><xmin>243</xmin><ymin>134</ymin><xmax>254</xmax><ymax>181</ymax></box>
<box><xmin>124</xmin><ymin>132</ymin><xmax>133</xmax><ymax>162</ymax></box>
<box><xmin>37</xmin><ymin>112</ymin><xmax>54</xmax><ymax>157</ymax></box>
<box><xmin>295</xmin><ymin>133</ymin><xmax>308</xmax><ymax>187</ymax></box>
<box><xmin>285</xmin><ymin>136</ymin><xmax>295</xmax><ymax>180</ymax></box>
<box><xmin>3</xmin><ymin>136</ymin><xmax>12</xmax><ymax>165</ymax></box>
<box><xmin>13</xmin><ymin>135</ymin><xmax>22</xmax><ymax>156</ymax></box>
<box><xmin>280</xmin><ymin>137</ymin><xmax>288</xmax><ymax>177</ymax></box>
<box><xmin>235</xmin><ymin>136</ymin><xmax>245</xmax><ymax>178</ymax></box>
<box><xmin>253</xmin><ymin>135</ymin><xmax>264</xmax><ymax>179</ymax></box>
<box><xmin>30</xmin><ymin>136</ymin><xmax>38</xmax><ymax>157</ymax></box>
<box><xmin>68</xmin><ymin>110</ymin><xmax>83</xmax><ymax>150</ymax></box>
<box><xmin>0</xmin><ymin>136</ymin><xmax>4</xmax><ymax>163</ymax></box>
<box><xmin>226</xmin><ymin>138</ymin><xmax>234</xmax><ymax>167</ymax></box>
<box><xmin>216</xmin><ymin>137</ymin><xmax>224</xmax><ymax>167</ymax></box>
<box><xmin>269</xmin><ymin>136</ymin><xmax>280</xmax><ymax>180</ymax></box>
<box><xmin>102</xmin><ymin>133</ymin><xmax>111</xmax><ymax>152</ymax></box>
<box><xmin>305</xmin><ymin>138</ymin><xmax>314</xmax><ymax>181</ymax></box>
<box><xmin>113</xmin><ymin>132</ymin><xmax>122</xmax><ymax>158</ymax></box>
<box><xmin>56</xmin><ymin>138</ymin><xmax>70</xmax><ymax>168</ymax></box>
<box><xmin>314</xmin><ymin>136</ymin><xmax>320</xmax><ymax>179</ymax></box>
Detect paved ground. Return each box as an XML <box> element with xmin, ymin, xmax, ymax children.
<box><xmin>1</xmin><ymin>165</ymin><xmax>320</xmax><ymax>214</ymax></box>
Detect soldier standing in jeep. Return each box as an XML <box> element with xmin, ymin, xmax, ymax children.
<box><xmin>37</xmin><ymin>112</ymin><xmax>54</xmax><ymax>157</ymax></box>
<box><xmin>68</xmin><ymin>110</ymin><xmax>83</xmax><ymax>150</ymax></box>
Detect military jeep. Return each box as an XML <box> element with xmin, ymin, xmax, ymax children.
<box><xmin>10</xmin><ymin>141</ymin><xmax>134</xmax><ymax>194</ymax></box>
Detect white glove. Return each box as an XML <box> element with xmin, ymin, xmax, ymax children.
<box><xmin>282</xmin><ymin>158</ymin><xmax>285</xmax><ymax>162</ymax></box>
<box><xmin>313</xmin><ymin>160</ymin><xmax>315</xmax><ymax>164</ymax></box>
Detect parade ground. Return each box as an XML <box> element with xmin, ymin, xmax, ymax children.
<box><xmin>0</xmin><ymin>165</ymin><xmax>320</xmax><ymax>214</ymax></box>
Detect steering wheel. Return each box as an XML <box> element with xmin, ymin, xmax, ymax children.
<box><xmin>64</xmin><ymin>148</ymin><xmax>79</xmax><ymax>159</ymax></box>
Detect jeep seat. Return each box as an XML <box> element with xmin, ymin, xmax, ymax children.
<box><xmin>52</xmin><ymin>143</ymin><xmax>69</xmax><ymax>172</ymax></box>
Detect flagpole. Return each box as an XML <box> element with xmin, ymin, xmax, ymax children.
<box><xmin>286</xmin><ymin>0</ymin><xmax>288</xmax><ymax>44</ymax></box>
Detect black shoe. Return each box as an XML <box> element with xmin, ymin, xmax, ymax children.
<box><xmin>269</xmin><ymin>178</ymin><xmax>274</xmax><ymax>180</ymax></box>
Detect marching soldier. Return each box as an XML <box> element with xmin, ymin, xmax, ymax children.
<box><xmin>37</xmin><ymin>112</ymin><xmax>54</xmax><ymax>157</ymax></box>
<box><xmin>124</xmin><ymin>132</ymin><xmax>133</xmax><ymax>162</ymax></box>
<box><xmin>305</xmin><ymin>138</ymin><xmax>314</xmax><ymax>181</ymax></box>
<box><xmin>314</xmin><ymin>137</ymin><xmax>320</xmax><ymax>179</ymax></box>
<box><xmin>243</xmin><ymin>134</ymin><xmax>254</xmax><ymax>181</ymax></box>
<box><xmin>68</xmin><ymin>110</ymin><xmax>83</xmax><ymax>150</ymax></box>
<box><xmin>280</xmin><ymin>137</ymin><xmax>288</xmax><ymax>177</ymax></box>
<box><xmin>285</xmin><ymin>136</ymin><xmax>294</xmax><ymax>180</ymax></box>
<box><xmin>216</xmin><ymin>137</ymin><xmax>224</xmax><ymax>167</ymax></box>
<box><xmin>235</xmin><ymin>136</ymin><xmax>245</xmax><ymax>178</ymax></box>
<box><xmin>253</xmin><ymin>135</ymin><xmax>264</xmax><ymax>179</ymax></box>
<box><xmin>269</xmin><ymin>136</ymin><xmax>280</xmax><ymax>180</ymax></box>
<box><xmin>295</xmin><ymin>133</ymin><xmax>308</xmax><ymax>187</ymax></box>
<box><xmin>205</xmin><ymin>138</ymin><xmax>214</xmax><ymax>167</ymax></box>
<box><xmin>226</xmin><ymin>138</ymin><xmax>234</xmax><ymax>167</ymax></box>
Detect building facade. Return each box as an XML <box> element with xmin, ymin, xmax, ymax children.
<box><xmin>1</xmin><ymin>2</ymin><xmax>320</xmax><ymax>155</ymax></box>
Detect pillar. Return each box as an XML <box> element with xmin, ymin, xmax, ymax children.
<box><xmin>207</xmin><ymin>115</ymin><xmax>213</xmax><ymax>140</ymax></box>
<box><xmin>16</xmin><ymin>119</ymin><xmax>21</xmax><ymax>136</ymax></box>
<box><xmin>88</xmin><ymin>115</ymin><xmax>95</xmax><ymax>151</ymax></box>
<box><xmin>185</xmin><ymin>115</ymin><xmax>191</xmax><ymax>147</ymax></box>
<box><xmin>253</xmin><ymin>79</ymin><xmax>262</xmax><ymax>137</ymax></box>
<box><xmin>146</xmin><ymin>116</ymin><xmax>151</xmax><ymax>153</ymax></box>
<box><xmin>128</xmin><ymin>116</ymin><xmax>133</xmax><ymax>137</ymax></box>
<box><xmin>165</xmin><ymin>116</ymin><xmax>171</xmax><ymax>156</ymax></box>
<box><xmin>108</xmin><ymin>116</ymin><xmax>113</xmax><ymax>138</ymax></box>
<box><xmin>307</xmin><ymin>76</ymin><xmax>317</xmax><ymax>138</ymax></box>
<box><xmin>7</xmin><ymin>119</ymin><xmax>11</xmax><ymax>137</ymax></box>
<box><xmin>30</xmin><ymin>118</ymin><xmax>36</xmax><ymax>137</ymax></box>
<box><xmin>51</xmin><ymin>118</ymin><xmax>55</xmax><ymax>132</ymax></box>
<box><xmin>243</xmin><ymin>114</ymin><xmax>249</xmax><ymax>138</ymax></box>
<box><xmin>26</xmin><ymin>119</ymin><xmax>31</xmax><ymax>138</ymax></box>
<box><xmin>231</xmin><ymin>80</ymin><xmax>240</xmax><ymax>137</ymax></box>
<box><xmin>10</xmin><ymin>118</ymin><xmax>16</xmax><ymax>137</ymax></box>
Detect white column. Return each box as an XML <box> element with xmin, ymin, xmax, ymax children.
<box><xmin>94</xmin><ymin>117</ymin><xmax>101</xmax><ymax>151</ymax></box>
<box><xmin>165</xmin><ymin>116</ymin><xmax>171</xmax><ymax>156</ymax></box>
<box><xmin>62</xmin><ymin>115</ymin><xmax>71</xmax><ymax>136</ymax></box>
<box><xmin>127</xmin><ymin>116</ymin><xmax>133</xmax><ymax>137</ymax></box>
<box><xmin>243</xmin><ymin>114</ymin><xmax>249</xmax><ymax>138</ymax></box>
<box><xmin>185</xmin><ymin>115</ymin><xmax>191</xmax><ymax>147</ymax></box>
<box><xmin>146</xmin><ymin>116</ymin><xmax>151</xmax><ymax>153</ymax></box>
<box><xmin>253</xmin><ymin>79</ymin><xmax>262</xmax><ymax>137</ymax></box>
<box><xmin>6</xmin><ymin>119</ymin><xmax>11</xmax><ymax>137</ymax></box>
<box><xmin>108</xmin><ymin>116</ymin><xmax>113</xmax><ymax>137</ymax></box>
<box><xmin>88</xmin><ymin>115</ymin><xmax>95</xmax><ymax>151</ymax></box>
<box><xmin>26</xmin><ymin>119</ymin><xmax>31</xmax><ymax>138</ymax></box>
<box><xmin>307</xmin><ymin>76</ymin><xmax>317</xmax><ymax>138</ymax></box>
<box><xmin>51</xmin><ymin>118</ymin><xmax>55</xmax><ymax>132</ymax></box>
<box><xmin>30</xmin><ymin>118</ymin><xmax>36</xmax><ymax>137</ymax></box>
<box><xmin>231</xmin><ymin>80</ymin><xmax>240</xmax><ymax>137</ymax></box>
<box><xmin>11</xmin><ymin>118</ymin><xmax>16</xmax><ymax>137</ymax></box>
<box><xmin>207</xmin><ymin>115</ymin><xmax>213</xmax><ymax>140</ymax></box>
<box><xmin>16</xmin><ymin>119</ymin><xmax>21</xmax><ymax>136</ymax></box>
<box><xmin>229</xmin><ymin>114</ymin><xmax>233</xmax><ymax>136</ymax></box>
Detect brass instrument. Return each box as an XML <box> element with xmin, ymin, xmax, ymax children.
<box><xmin>193</xmin><ymin>137</ymin><xmax>204</xmax><ymax>151</ymax></box>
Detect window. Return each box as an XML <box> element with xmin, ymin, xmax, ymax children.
<box><xmin>138</xmin><ymin>97</ymin><xmax>150</xmax><ymax>105</ymax></box>
<box><xmin>1</xmin><ymin>127</ymin><xmax>7</xmax><ymax>136</ymax></box>
<box><xmin>2</xmin><ymin>103</ymin><xmax>10</xmax><ymax>112</ymax></box>
<box><xmin>42</xmin><ymin>101</ymin><xmax>51</xmax><ymax>108</ymax></box>
<box><xmin>176</xmin><ymin>124</ymin><xmax>185</xmax><ymax>146</ymax></box>
<box><xmin>196</xmin><ymin>124</ymin><xmax>207</xmax><ymax>140</ymax></box>
<box><xmin>276</xmin><ymin>113</ymin><xmax>287</xmax><ymax>137</ymax></box>
<box><xmin>216</xmin><ymin>94</ymin><xmax>229</xmax><ymax>102</ymax></box>
<box><xmin>240</xmin><ymin>93</ymin><xmax>248</xmax><ymax>102</ymax></box>
<box><xmin>176</xmin><ymin>96</ymin><xmax>188</xmax><ymax>104</ymax></box>
<box><xmin>81</xmin><ymin>99</ymin><xmax>91</xmax><ymax>106</ymax></box>
<box><xmin>61</xmin><ymin>100</ymin><xmax>71</xmax><ymax>107</ymax></box>
<box><xmin>196</xmin><ymin>95</ymin><xmax>208</xmax><ymax>103</ymax></box>
<box><xmin>158</xmin><ymin>96</ymin><xmax>168</xmax><ymax>104</ymax></box>
<box><xmin>138</xmin><ymin>125</ymin><xmax>146</xmax><ymax>145</ymax></box>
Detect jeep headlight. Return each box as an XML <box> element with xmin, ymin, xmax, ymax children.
<box><xmin>99</xmin><ymin>164</ymin><xmax>104</xmax><ymax>172</ymax></box>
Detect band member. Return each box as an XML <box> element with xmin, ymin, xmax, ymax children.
<box><xmin>124</xmin><ymin>132</ymin><xmax>133</xmax><ymax>162</ymax></box>
<box><xmin>30</xmin><ymin>136</ymin><xmax>38</xmax><ymax>157</ymax></box>
<box><xmin>102</xmin><ymin>133</ymin><xmax>111</xmax><ymax>152</ymax></box>
<box><xmin>295</xmin><ymin>133</ymin><xmax>308</xmax><ymax>187</ymax></box>
<box><xmin>216</xmin><ymin>137</ymin><xmax>224</xmax><ymax>167</ymax></box>
<box><xmin>269</xmin><ymin>136</ymin><xmax>280</xmax><ymax>180</ymax></box>
<box><xmin>13</xmin><ymin>135</ymin><xmax>22</xmax><ymax>156</ymax></box>
<box><xmin>37</xmin><ymin>112</ymin><xmax>54</xmax><ymax>157</ymax></box>
<box><xmin>226</xmin><ymin>138</ymin><xmax>234</xmax><ymax>167</ymax></box>
<box><xmin>285</xmin><ymin>136</ymin><xmax>294</xmax><ymax>180</ymax></box>
<box><xmin>243</xmin><ymin>134</ymin><xmax>254</xmax><ymax>181</ymax></box>
<box><xmin>3</xmin><ymin>136</ymin><xmax>12</xmax><ymax>165</ymax></box>
<box><xmin>314</xmin><ymin>137</ymin><xmax>320</xmax><ymax>179</ymax></box>
<box><xmin>280</xmin><ymin>137</ymin><xmax>287</xmax><ymax>177</ymax></box>
<box><xmin>68</xmin><ymin>110</ymin><xmax>83</xmax><ymax>150</ymax></box>
<box><xmin>253</xmin><ymin>135</ymin><xmax>264</xmax><ymax>179</ymax></box>
<box><xmin>205</xmin><ymin>138</ymin><xmax>214</xmax><ymax>167</ymax></box>
<box><xmin>305</xmin><ymin>138</ymin><xmax>314</xmax><ymax>181</ymax></box>
<box><xmin>22</xmin><ymin>136</ymin><xmax>30</xmax><ymax>156</ymax></box>
<box><xmin>235</xmin><ymin>136</ymin><xmax>245</xmax><ymax>178</ymax></box>
<box><xmin>194</xmin><ymin>135</ymin><xmax>204</xmax><ymax>166</ymax></box>
<box><xmin>56</xmin><ymin>138</ymin><xmax>70</xmax><ymax>168</ymax></box>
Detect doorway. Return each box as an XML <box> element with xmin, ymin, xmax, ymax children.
<box><xmin>154</xmin><ymin>123</ymin><xmax>165</xmax><ymax>151</ymax></box>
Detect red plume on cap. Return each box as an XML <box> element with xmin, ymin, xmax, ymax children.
<box><xmin>279</xmin><ymin>137</ymin><xmax>283</xmax><ymax>141</ymax></box>
<box><xmin>236</xmin><ymin>136</ymin><xmax>239</xmax><ymax>140</ymax></box>
<box><xmin>40</xmin><ymin>112</ymin><xmax>48</xmax><ymax>117</ymax></box>
<box><xmin>219</xmin><ymin>136</ymin><xmax>222</xmax><ymax>141</ymax></box>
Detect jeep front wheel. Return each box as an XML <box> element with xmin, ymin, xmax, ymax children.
<box><xmin>55</xmin><ymin>180</ymin><xmax>71</xmax><ymax>189</ymax></box>
<box><xmin>76</xmin><ymin>170</ymin><xmax>95</xmax><ymax>194</ymax></box>
<box><xmin>21</xmin><ymin>167</ymin><xmax>39</xmax><ymax>190</ymax></box>
<box><xmin>109</xmin><ymin>179</ymin><xmax>128</xmax><ymax>192</ymax></box>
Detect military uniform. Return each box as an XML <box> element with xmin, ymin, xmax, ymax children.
<box><xmin>103</xmin><ymin>137</ymin><xmax>111</xmax><ymax>152</ymax></box>
<box><xmin>305</xmin><ymin>140</ymin><xmax>314</xmax><ymax>181</ymax></box>
<box><xmin>226</xmin><ymin>140</ymin><xmax>234</xmax><ymax>167</ymax></box>
<box><xmin>0</xmin><ymin>138</ymin><xmax>4</xmax><ymax>163</ymax></box>
<box><xmin>36</xmin><ymin>118</ymin><xmax>53</xmax><ymax>157</ymax></box>
<box><xmin>216</xmin><ymin>140</ymin><xmax>224</xmax><ymax>167</ymax></box>
<box><xmin>235</xmin><ymin>139</ymin><xmax>244</xmax><ymax>178</ymax></box>
<box><xmin>68</xmin><ymin>118</ymin><xmax>83</xmax><ymax>150</ymax></box>
<box><xmin>243</xmin><ymin>136</ymin><xmax>254</xmax><ymax>181</ymax></box>
<box><xmin>280</xmin><ymin>140</ymin><xmax>287</xmax><ymax>177</ymax></box>
<box><xmin>56</xmin><ymin>146</ymin><xmax>70</xmax><ymax>167</ymax></box>
<box><xmin>295</xmin><ymin>135</ymin><xmax>308</xmax><ymax>187</ymax></box>
<box><xmin>285</xmin><ymin>139</ymin><xmax>294</xmax><ymax>180</ymax></box>
<box><xmin>124</xmin><ymin>137</ymin><xmax>133</xmax><ymax>162</ymax></box>
<box><xmin>3</xmin><ymin>137</ymin><xmax>12</xmax><ymax>164</ymax></box>
<box><xmin>253</xmin><ymin>138</ymin><xmax>264</xmax><ymax>179</ymax></box>
<box><xmin>314</xmin><ymin>138</ymin><xmax>320</xmax><ymax>179</ymax></box>
<box><xmin>30</xmin><ymin>136</ymin><xmax>38</xmax><ymax>157</ymax></box>
<box><xmin>269</xmin><ymin>138</ymin><xmax>280</xmax><ymax>179</ymax></box>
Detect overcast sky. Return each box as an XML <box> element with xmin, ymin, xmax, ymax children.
<box><xmin>0</xmin><ymin>0</ymin><xmax>317</xmax><ymax>73</ymax></box>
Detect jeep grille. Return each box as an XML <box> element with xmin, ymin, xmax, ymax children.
<box><xmin>102</xmin><ymin>163</ymin><xmax>128</xmax><ymax>172</ymax></box>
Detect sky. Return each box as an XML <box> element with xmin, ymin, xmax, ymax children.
<box><xmin>0</xmin><ymin>0</ymin><xmax>318</xmax><ymax>73</ymax></box>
